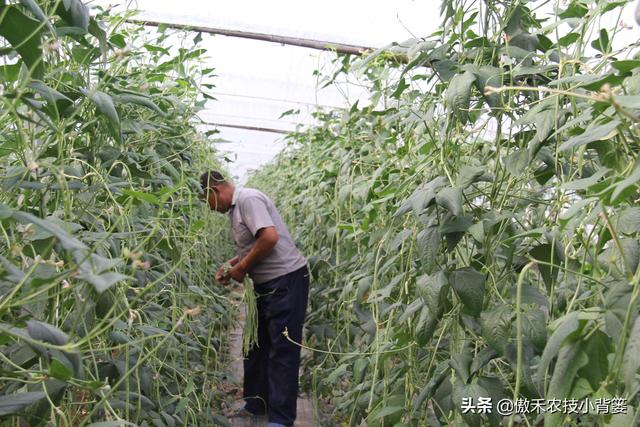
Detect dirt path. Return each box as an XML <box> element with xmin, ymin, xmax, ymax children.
<box><xmin>226</xmin><ymin>299</ymin><xmax>318</xmax><ymax>427</ymax></box>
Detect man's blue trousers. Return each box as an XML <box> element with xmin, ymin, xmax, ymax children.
<box><xmin>243</xmin><ymin>266</ymin><xmax>310</xmax><ymax>426</ymax></box>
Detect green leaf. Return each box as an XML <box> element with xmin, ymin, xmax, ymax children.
<box><xmin>17</xmin><ymin>0</ymin><xmax>48</xmax><ymax>22</ymax></box>
<box><xmin>28</xmin><ymin>81</ymin><xmax>73</xmax><ymax>118</ymax></box>
<box><xmin>144</xmin><ymin>44</ymin><xmax>170</xmax><ymax>55</ymax></box>
<box><xmin>436</xmin><ymin>186</ymin><xmax>463</xmax><ymax>216</ymax></box>
<box><xmin>570</xmin><ymin>377</ymin><xmax>593</xmax><ymax>400</ymax></box>
<box><xmin>433</xmin><ymin>59</ymin><xmax>459</xmax><ymax>82</ymax></box>
<box><xmin>452</xmin><ymin>383</ymin><xmax>488</xmax><ymax>427</ymax></box>
<box><xmin>79</xmin><ymin>253</ymin><xmax>122</xmax><ymax>276</ymax></box>
<box><xmin>56</xmin><ymin>0</ymin><xmax>89</xmax><ymax>32</ymax></box>
<box><xmin>558</xmin><ymin>32</ymin><xmax>580</xmax><ymax>47</ymax></box>
<box><xmin>12</xmin><ymin>211</ymin><xmax>86</xmax><ymax>251</ymax></box>
<box><xmin>591</xmin><ymin>29</ymin><xmax>610</xmax><ymax>53</ymax></box>
<box><xmin>614</xmin><ymin>95</ymin><xmax>640</xmax><ymax>109</ymax></box>
<box><xmin>481</xmin><ymin>305</ymin><xmax>513</xmax><ymax>355</ymax></box>
<box><xmin>394</xmin><ymin>177</ymin><xmax>446</xmax><ymax>217</ymax></box>
<box><xmin>109</xmin><ymin>330</ymin><xmax>134</xmax><ymax>345</ymax></box>
<box><xmin>522</xmin><ymin>309</ymin><xmax>547</xmax><ymax>353</ymax></box>
<box><xmin>369</xmin><ymin>405</ymin><xmax>403</xmax><ymax>420</ymax></box>
<box><xmin>456</xmin><ymin>165</ymin><xmax>486</xmax><ymax>188</ymax></box>
<box><xmin>0</xmin><ymin>6</ymin><xmax>45</xmax><ymax>79</ymax></box>
<box><xmin>600</xmin><ymin>0</ymin><xmax>627</xmax><ymax>13</ymax></box>
<box><xmin>0</xmin><ymin>203</ymin><xmax>12</xmax><ymax>219</ymax></box>
<box><xmin>449</xmin><ymin>349</ymin><xmax>473</xmax><ymax>383</ymax></box>
<box><xmin>81</xmin><ymin>89</ymin><xmax>121</xmax><ymax>140</ymax></box>
<box><xmin>446</xmin><ymin>71</ymin><xmax>476</xmax><ymax>124</ymax></box>
<box><xmin>615</xmin><ymin>207</ymin><xmax>640</xmax><ymax>234</ymax></box>
<box><xmin>28</xmin><ymin>81</ymin><xmax>72</xmax><ymax>105</ymax></box>
<box><xmin>622</xmin><ymin>316</ymin><xmax>640</xmax><ymax>392</ymax></box>
<box><xmin>504</xmin><ymin>3</ymin><xmax>525</xmax><ymax>35</ymax></box>
<box><xmin>472</xmin><ymin>65</ymin><xmax>503</xmax><ymax>109</ymax></box>
<box><xmin>504</xmin><ymin>149</ymin><xmax>531</xmax><ymax>176</ymax></box>
<box><xmin>611</xmin><ymin>164</ymin><xmax>640</xmax><ymax>203</ymax></box>
<box><xmin>550</xmin><ymin>73</ymin><xmax>624</xmax><ymax>92</ymax></box>
<box><xmin>413</xmin><ymin>362</ymin><xmax>448</xmax><ymax>410</ymax></box>
<box><xmin>78</xmin><ymin>272</ymin><xmax>128</xmax><ymax>293</ymax></box>
<box><xmin>397</xmin><ymin>299</ymin><xmax>422</xmax><ymax>325</ymax></box>
<box><xmin>391</xmin><ymin>77</ymin><xmax>408</xmax><ymax>99</ymax></box>
<box><xmin>470</xmin><ymin>347</ymin><xmax>499</xmax><ymax>377</ymax></box>
<box><xmin>439</xmin><ymin>214</ymin><xmax>473</xmax><ymax>234</ymax></box>
<box><xmin>49</xmin><ymin>358</ymin><xmax>72</xmax><ymax>380</ymax></box>
<box><xmin>604</xmin><ymin>281</ymin><xmax>634</xmax><ymax>343</ymax></box>
<box><xmin>112</xmin><ymin>391</ymin><xmax>155</xmax><ymax>409</ymax></box>
<box><xmin>545</xmin><ymin>341</ymin><xmax>588</xmax><ymax>426</ymax></box>
<box><xmin>0</xmin><ymin>255</ymin><xmax>26</xmax><ymax>284</ymax></box>
<box><xmin>0</xmin><ymin>392</ymin><xmax>47</xmax><ymax>416</ymax></box>
<box><xmin>578</xmin><ymin>330</ymin><xmax>610</xmax><ymax>390</ymax></box>
<box><xmin>538</xmin><ymin>311</ymin><xmax>581</xmax><ymax>379</ymax></box>
<box><xmin>389</xmin><ymin>228</ymin><xmax>412</xmax><ymax>250</ymax></box>
<box><xmin>530</xmin><ymin>244</ymin><xmax>561</xmax><ymax>291</ymax></box>
<box><xmin>89</xmin><ymin>18</ymin><xmax>108</xmax><ymax>58</ymax></box>
<box><xmin>121</xmin><ymin>189</ymin><xmax>161</xmax><ymax>205</ymax></box>
<box><xmin>113</xmin><ymin>94</ymin><xmax>165</xmax><ymax>116</ymax></box>
<box><xmin>531</xmin><ymin>109</ymin><xmax>556</xmax><ymax>148</ymax></box>
<box><xmin>560</xmin><ymin>168</ymin><xmax>610</xmax><ymax>191</ymax></box>
<box><xmin>26</xmin><ymin>320</ymin><xmax>82</xmax><ymax>378</ymax></box>
<box><xmin>416</xmin><ymin>226</ymin><xmax>441</xmax><ymax>273</ymax></box>
<box><xmin>352</xmin><ymin>357</ymin><xmax>368</xmax><ymax>384</ymax></box>
<box><xmin>559</xmin><ymin>197</ymin><xmax>598</xmax><ymax>222</ymax></box>
<box><xmin>83</xmin><ymin>90</ymin><xmax>118</xmax><ymax>125</ymax></box>
<box><xmin>190</xmin><ymin>219</ymin><xmax>206</xmax><ymax>233</ymax></box>
<box><xmin>416</xmin><ymin>271</ymin><xmax>448</xmax><ymax>315</ymax></box>
<box><xmin>605</xmin><ymin>410</ymin><xmax>637</xmax><ymax>427</ymax></box>
<box><xmin>0</xmin><ymin>62</ymin><xmax>22</xmax><ymax>82</ymax></box>
<box><xmin>611</xmin><ymin>60</ymin><xmax>640</xmax><ymax>74</ymax></box>
<box><xmin>510</xmin><ymin>32</ymin><xmax>539</xmax><ymax>53</ymax></box>
<box><xmin>27</xmin><ymin>320</ymin><xmax>69</xmax><ymax>345</ymax></box>
<box><xmin>449</xmin><ymin>267</ymin><xmax>485</xmax><ymax>316</ymax></box>
<box><xmin>560</xmin><ymin>119</ymin><xmax>620</xmax><ymax>151</ymax></box>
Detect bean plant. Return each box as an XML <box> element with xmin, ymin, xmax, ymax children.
<box><xmin>0</xmin><ymin>1</ymin><xmax>232</xmax><ymax>426</ymax></box>
<box><xmin>251</xmin><ymin>0</ymin><xmax>640</xmax><ymax>425</ymax></box>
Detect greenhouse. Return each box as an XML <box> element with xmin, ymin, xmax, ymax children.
<box><xmin>1</xmin><ymin>0</ymin><xmax>640</xmax><ymax>426</ymax></box>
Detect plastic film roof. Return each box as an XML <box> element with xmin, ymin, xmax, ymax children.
<box><xmin>93</xmin><ymin>1</ymin><xmax>639</xmax><ymax>181</ymax></box>
<box><xmin>92</xmin><ymin>0</ymin><xmax>438</xmax><ymax>181</ymax></box>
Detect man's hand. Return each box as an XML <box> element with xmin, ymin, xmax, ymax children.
<box><xmin>228</xmin><ymin>263</ymin><xmax>247</xmax><ymax>283</ymax></box>
<box><xmin>215</xmin><ymin>265</ymin><xmax>228</xmax><ymax>284</ymax></box>
<box><xmin>215</xmin><ymin>257</ymin><xmax>240</xmax><ymax>285</ymax></box>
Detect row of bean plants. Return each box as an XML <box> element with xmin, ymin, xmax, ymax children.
<box><xmin>251</xmin><ymin>0</ymin><xmax>640</xmax><ymax>425</ymax></box>
<box><xmin>1</xmin><ymin>1</ymin><xmax>232</xmax><ymax>426</ymax></box>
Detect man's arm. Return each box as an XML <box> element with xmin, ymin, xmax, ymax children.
<box><xmin>227</xmin><ymin>227</ymin><xmax>279</xmax><ymax>282</ymax></box>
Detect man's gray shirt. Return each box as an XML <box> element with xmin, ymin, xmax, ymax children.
<box><xmin>229</xmin><ymin>187</ymin><xmax>307</xmax><ymax>284</ymax></box>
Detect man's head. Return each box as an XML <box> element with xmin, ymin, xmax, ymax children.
<box><xmin>199</xmin><ymin>170</ymin><xmax>234</xmax><ymax>213</ymax></box>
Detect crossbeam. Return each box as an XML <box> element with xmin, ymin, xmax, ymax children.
<box><xmin>127</xmin><ymin>18</ymin><xmax>375</xmax><ymax>55</ymax></box>
<box><xmin>204</xmin><ymin>122</ymin><xmax>294</xmax><ymax>135</ymax></box>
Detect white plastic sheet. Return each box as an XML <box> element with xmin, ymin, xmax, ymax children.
<box><xmin>91</xmin><ymin>0</ymin><xmax>437</xmax><ymax>180</ymax></box>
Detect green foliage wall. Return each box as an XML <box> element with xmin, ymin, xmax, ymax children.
<box><xmin>0</xmin><ymin>1</ymin><xmax>231</xmax><ymax>425</ymax></box>
<box><xmin>251</xmin><ymin>1</ymin><xmax>640</xmax><ymax>425</ymax></box>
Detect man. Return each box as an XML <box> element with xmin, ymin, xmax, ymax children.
<box><xmin>199</xmin><ymin>170</ymin><xmax>309</xmax><ymax>427</ymax></box>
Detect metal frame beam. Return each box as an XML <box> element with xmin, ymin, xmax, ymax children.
<box><xmin>204</xmin><ymin>122</ymin><xmax>293</xmax><ymax>135</ymax></box>
<box><xmin>127</xmin><ymin>18</ymin><xmax>375</xmax><ymax>55</ymax></box>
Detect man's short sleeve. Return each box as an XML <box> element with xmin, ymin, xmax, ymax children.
<box><xmin>239</xmin><ymin>195</ymin><xmax>275</xmax><ymax>237</ymax></box>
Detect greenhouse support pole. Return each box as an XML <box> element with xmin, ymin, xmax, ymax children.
<box><xmin>204</xmin><ymin>122</ymin><xmax>293</xmax><ymax>135</ymax></box>
<box><xmin>127</xmin><ymin>18</ymin><xmax>374</xmax><ymax>55</ymax></box>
